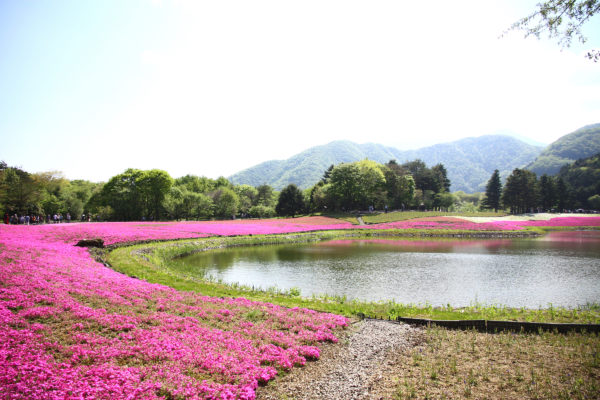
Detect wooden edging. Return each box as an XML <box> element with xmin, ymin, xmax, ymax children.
<box><xmin>358</xmin><ymin>314</ymin><xmax>600</xmax><ymax>334</ymax></box>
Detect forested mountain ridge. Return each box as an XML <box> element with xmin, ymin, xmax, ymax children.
<box><xmin>229</xmin><ymin>136</ymin><xmax>543</xmax><ymax>193</ymax></box>
<box><xmin>527</xmin><ymin>123</ymin><xmax>600</xmax><ymax>176</ymax></box>
<box><xmin>557</xmin><ymin>153</ymin><xmax>600</xmax><ymax>209</ymax></box>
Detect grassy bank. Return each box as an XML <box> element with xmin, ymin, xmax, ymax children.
<box><xmin>104</xmin><ymin>230</ymin><xmax>600</xmax><ymax>324</ymax></box>
<box><xmin>392</xmin><ymin>326</ymin><xmax>600</xmax><ymax>399</ymax></box>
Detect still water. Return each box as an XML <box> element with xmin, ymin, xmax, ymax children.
<box><xmin>170</xmin><ymin>231</ymin><xmax>600</xmax><ymax>308</ymax></box>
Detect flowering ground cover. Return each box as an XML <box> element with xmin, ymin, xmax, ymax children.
<box><xmin>0</xmin><ymin>223</ymin><xmax>348</xmax><ymax>399</ymax></box>
<box><xmin>17</xmin><ymin>215</ymin><xmax>600</xmax><ymax>247</ymax></box>
<box><xmin>366</xmin><ymin>215</ymin><xmax>600</xmax><ymax>231</ymax></box>
<box><xmin>2</xmin><ymin>215</ymin><xmax>599</xmax><ymax>399</ymax></box>
<box><xmin>366</xmin><ymin>216</ymin><xmax>504</xmax><ymax>231</ymax></box>
<box><xmin>483</xmin><ymin>216</ymin><xmax>600</xmax><ymax>230</ymax></box>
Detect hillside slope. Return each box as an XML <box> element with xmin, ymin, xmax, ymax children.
<box><xmin>527</xmin><ymin>123</ymin><xmax>600</xmax><ymax>176</ymax></box>
<box><xmin>229</xmin><ymin>136</ymin><xmax>542</xmax><ymax>193</ymax></box>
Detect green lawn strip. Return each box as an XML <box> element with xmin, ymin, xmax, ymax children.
<box><xmin>312</xmin><ymin>211</ymin><xmax>361</xmax><ymax>224</ymax></box>
<box><xmin>104</xmin><ymin>229</ymin><xmax>599</xmax><ymax>324</ymax></box>
<box><xmin>361</xmin><ymin>211</ymin><xmax>509</xmax><ymax>224</ymax></box>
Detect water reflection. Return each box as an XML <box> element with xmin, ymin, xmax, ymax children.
<box><xmin>169</xmin><ymin>231</ymin><xmax>600</xmax><ymax>307</ymax></box>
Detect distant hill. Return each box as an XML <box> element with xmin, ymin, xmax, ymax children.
<box><xmin>229</xmin><ymin>136</ymin><xmax>543</xmax><ymax>193</ymax></box>
<box><xmin>527</xmin><ymin>123</ymin><xmax>600</xmax><ymax>176</ymax></box>
<box><xmin>557</xmin><ymin>152</ymin><xmax>600</xmax><ymax>209</ymax></box>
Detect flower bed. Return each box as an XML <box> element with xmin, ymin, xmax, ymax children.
<box><xmin>0</xmin><ymin>222</ymin><xmax>348</xmax><ymax>399</ymax></box>
<box><xmin>2</xmin><ymin>215</ymin><xmax>599</xmax><ymax>399</ymax></box>
<box><xmin>367</xmin><ymin>216</ymin><xmax>600</xmax><ymax>231</ymax></box>
<box><xmin>484</xmin><ymin>216</ymin><xmax>600</xmax><ymax>230</ymax></box>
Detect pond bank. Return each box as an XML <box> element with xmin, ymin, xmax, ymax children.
<box><xmin>103</xmin><ymin>229</ymin><xmax>600</xmax><ymax>324</ymax></box>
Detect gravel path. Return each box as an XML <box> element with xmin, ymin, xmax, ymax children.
<box><xmin>257</xmin><ymin>319</ymin><xmax>423</xmax><ymax>400</ymax></box>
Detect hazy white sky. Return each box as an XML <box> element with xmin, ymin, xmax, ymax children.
<box><xmin>1</xmin><ymin>0</ymin><xmax>598</xmax><ymax>182</ymax></box>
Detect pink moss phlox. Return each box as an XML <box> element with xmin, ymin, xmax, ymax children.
<box><xmin>0</xmin><ymin>220</ymin><xmax>350</xmax><ymax>399</ymax></box>
<box><xmin>2</xmin><ymin>215</ymin><xmax>597</xmax><ymax>398</ymax></box>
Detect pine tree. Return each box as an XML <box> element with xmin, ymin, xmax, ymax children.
<box><xmin>320</xmin><ymin>165</ymin><xmax>334</xmax><ymax>184</ymax></box>
<box><xmin>555</xmin><ymin>177</ymin><xmax>569</xmax><ymax>211</ymax></box>
<box><xmin>501</xmin><ymin>169</ymin><xmax>537</xmax><ymax>214</ymax></box>
<box><xmin>482</xmin><ymin>169</ymin><xmax>502</xmax><ymax>212</ymax></box>
<box><xmin>538</xmin><ymin>174</ymin><xmax>556</xmax><ymax>211</ymax></box>
<box><xmin>431</xmin><ymin>164</ymin><xmax>451</xmax><ymax>192</ymax></box>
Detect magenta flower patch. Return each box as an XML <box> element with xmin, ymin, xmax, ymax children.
<box><xmin>1</xmin><ymin>215</ymin><xmax>598</xmax><ymax>398</ymax></box>
<box><xmin>0</xmin><ymin>221</ymin><xmax>349</xmax><ymax>399</ymax></box>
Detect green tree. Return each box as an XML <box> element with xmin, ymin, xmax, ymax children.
<box><xmin>138</xmin><ymin>169</ymin><xmax>173</xmax><ymax>220</ymax></box>
<box><xmin>41</xmin><ymin>194</ymin><xmax>62</xmax><ymax>216</ymax></box>
<box><xmin>557</xmin><ymin>153</ymin><xmax>600</xmax><ymax>209</ymax></box>
<box><xmin>163</xmin><ymin>186</ymin><xmax>186</xmax><ymax>220</ymax></box>
<box><xmin>481</xmin><ymin>170</ymin><xmax>502</xmax><ymax>212</ymax></box>
<box><xmin>555</xmin><ymin>177</ymin><xmax>570</xmax><ymax>211</ymax></box>
<box><xmin>101</xmin><ymin>168</ymin><xmax>145</xmax><ymax>220</ymax></box>
<box><xmin>355</xmin><ymin>159</ymin><xmax>386</xmax><ymax>208</ymax></box>
<box><xmin>62</xmin><ymin>194</ymin><xmax>84</xmax><ymax>220</ymax></box>
<box><xmin>188</xmin><ymin>192</ymin><xmax>214</xmax><ymax>219</ymax></box>
<box><xmin>588</xmin><ymin>194</ymin><xmax>600</xmax><ymax>210</ymax></box>
<box><xmin>383</xmin><ymin>162</ymin><xmax>415</xmax><ymax>209</ymax></box>
<box><xmin>256</xmin><ymin>184</ymin><xmax>276</xmax><ymax>208</ymax></box>
<box><xmin>276</xmin><ymin>184</ymin><xmax>305</xmax><ymax>217</ymax></box>
<box><xmin>329</xmin><ymin>163</ymin><xmax>362</xmax><ymax>210</ymax></box>
<box><xmin>248</xmin><ymin>204</ymin><xmax>276</xmax><ymax>218</ymax></box>
<box><xmin>85</xmin><ymin>186</ymin><xmax>110</xmax><ymax>219</ymax></box>
<box><xmin>431</xmin><ymin>163</ymin><xmax>451</xmax><ymax>192</ymax></box>
<box><xmin>211</xmin><ymin>187</ymin><xmax>239</xmax><ymax>219</ymax></box>
<box><xmin>433</xmin><ymin>192</ymin><xmax>456</xmax><ymax>211</ymax></box>
<box><xmin>308</xmin><ymin>183</ymin><xmax>333</xmax><ymax>212</ymax></box>
<box><xmin>234</xmin><ymin>184</ymin><xmax>258</xmax><ymax>214</ymax></box>
<box><xmin>508</xmin><ymin>0</ymin><xmax>600</xmax><ymax>61</ymax></box>
<box><xmin>385</xmin><ymin>161</ymin><xmax>415</xmax><ymax>208</ymax></box>
<box><xmin>175</xmin><ymin>175</ymin><xmax>216</xmax><ymax>193</ymax></box>
<box><xmin>501</xmin><ymin>168</ymin><xmax>538</xmax><ymax>214</ymax></box>
<box><xmin>214</xmin><ymin>176</ymin><xmax>232</xmax><ymax>189</ymax></box>
<box><xmin>402</xmin><ymin>159</ymin><xmax>440</xmax><ymax>193</ymax></box>
<box><xmin>537</xmin><ymin>174</ymin><xmax>556</xmax><ymax>211</ymax></box>
<box><xmin>0</xmin><ymin>166</ymin><xmax>43</xmax><ymax>214</ymax></box>
<box><xmin>320</xmin><ymin>164</ymin><xmax>334</xmax><ymax>184</ymax></box>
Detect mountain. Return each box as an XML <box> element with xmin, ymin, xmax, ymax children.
<box><xmin>229</xmin><ymin>136</ymin><xmax>543</xmax><ymax>193</ymax></box>
<box><xmin>527</xmin><ymin>123</ymin><xmax>600</xmax><ymax>176</ymax></box>
<box><xmin>557</xmin><ymin>153</ymin><xmax>600</xmax><ymax>209</ymax></box>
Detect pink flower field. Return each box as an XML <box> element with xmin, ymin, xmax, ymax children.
<box><xmin>1</xmin><ymin>215</ymin><xmax>599</xmax><ymax>399</ymax></box>
<box><xmin>366</xmin><ymin>216</ymin><xmax>600</xmax><ymax>231</ymax></box>
<box><xmin>0</xmin><ymin>220</ymin><xmax>350</xmax><ymax>400</ymax></box>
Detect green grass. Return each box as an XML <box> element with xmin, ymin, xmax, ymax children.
<box><xmin>311</xmin><ymin>211</ymin><xmax>362</xmax><ymax>224</ymax></box>
<box><xmin>102</xmin><ymin>230</ymin><xmax>600</xmax><ymax>324</ymax></box>
<box><xmin>361</xmin><ymin>211</ymin><xmax>509</xmax><ymax>224</ymax></box>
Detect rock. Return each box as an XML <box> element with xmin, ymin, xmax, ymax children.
<box><xmin>75</xmin><ymin>238</ymin><xmax>104</xmax><ymax>248</ymax></box>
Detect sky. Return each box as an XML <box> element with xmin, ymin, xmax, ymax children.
<box><xmin>1</xmin><ymin>0</ymin><xmax>599</xmax><ymax>182</ymax></box>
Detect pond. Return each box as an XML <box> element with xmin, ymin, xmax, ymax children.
<box><xmin>169</xmin><ymin>231</ymin><xmax>600</xmax><ymax>308</ymax></box>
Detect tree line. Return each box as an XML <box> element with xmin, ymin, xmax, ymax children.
<box><xmin>0</xmin><ymin>159</ymin><xmax>452</xmax><ymax>221</ymax></box>
<box><xmin>0</xmin><ymin>162</ymin><xmax>279</xmax><ymax>222</ymax></box>
<box><xmin>482</xmin><ymin>153</ymin><xmax>600</xmax><ymax>213</ymax></box>
<box><xmin>2</xmin><ymin>153</ymin><xmax>598</xmax><ymax>222</ymax></box>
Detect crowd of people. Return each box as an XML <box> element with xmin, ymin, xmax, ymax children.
<box><xmin>3</xmin><ymin>213</ymin><xmax>93</xmax><ymax>225</ymax></box>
